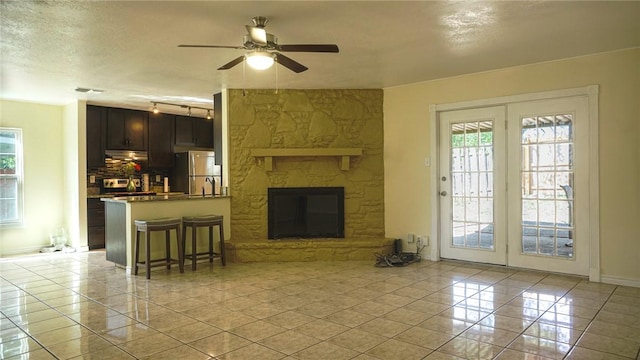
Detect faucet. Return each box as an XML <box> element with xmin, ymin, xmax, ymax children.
<box><xmin>206</xmin><ymin>177</ymin><xmax>215</xmax><ymax>195</ymax></box>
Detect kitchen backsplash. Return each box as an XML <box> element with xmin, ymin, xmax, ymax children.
<box><xmin>87</xmin><ymin>159</ymin><xmax>171</xmax><ymax>194</ymax></box>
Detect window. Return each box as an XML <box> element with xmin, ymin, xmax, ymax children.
<box><xmin>0</xmin><ymin>128</ymin><xmax>23</xmax><ymax>224</ymax></box>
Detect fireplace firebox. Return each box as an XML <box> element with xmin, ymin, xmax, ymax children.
<box><xmin>268</xmin><ymin>187</ymin><xmax>345</xmax><ymax>240</ymax></box>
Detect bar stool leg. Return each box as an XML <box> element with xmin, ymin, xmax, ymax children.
<box><xmin>219</xmin><ymin>222</ymin><xmax>226</xmax><ymax>266</ymax></box>
<box><xmin>145</xmin><ymin>230</ymin><xmax>151</xmax><ymax>280</ymax></box>
<box><xmin>165</xmin><ymin>230</ymin><xmax>172</xmax><ymax>270</ymax></box>
<box><xmin>176</xmin><ymin>227</ymin><xmax>184</xmax><ymax>273</ymax></box>
<box><xmin>208</xmin><ymin>226</ymin><xmax>214</xmax><ymax>263</ymax></box>
<box><xmin>191</xmin><ymin>224</ymin><xmax>197</xmax><ymax>271</ymax></box>
<box><xmin>134</xmin><ymin>229</ymin><xmax>141</xmax><ymax>275</ymax></box>
<box><xmin>181</xmin><ymin>223</ymin><xmax>187</xmax><ymax>269</ymax></box>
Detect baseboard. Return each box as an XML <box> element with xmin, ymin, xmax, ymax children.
<box><xmin>0</xmin><ymin>245</ymin><xmax>90</xmax><ymax>259</ymax></box>
<box><xmin>0</xmin><ymin>245</ymin><xmax>48</xmax><ymax>258</ymax></box>
<box><xmin>601</xmin><ymin>274</ymin><xmax>640</xmax><ymax>288</ymax></box>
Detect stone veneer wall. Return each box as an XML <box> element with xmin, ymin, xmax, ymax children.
<box><xmin>228</xmin><ymin>89</ymin><xmax>386</xmax><ymax>254</ymax></box>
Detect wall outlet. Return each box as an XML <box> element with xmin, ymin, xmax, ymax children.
<box><xmin>155</xmin><ymin>175</ymin><xmax>161</xmax><ymax>182</ymax></box>
<box><xmin>89</xmin><ymin>175</ymin><xmax>96</xmax><ymax>184</ymax></box>
<box><xmin>416</xmin><ymin>235</ymin><xmax>429</xmax><ymax>248</ymax></box>
<box><xmin>407</xmin><ymin>233</ymin><xmax>415</xmax><ymax>243</ymax></box>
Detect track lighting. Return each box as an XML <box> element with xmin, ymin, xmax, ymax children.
<box><xmin>149</xmin><ymin>101</ymin><xmax>213</xmax><ymax>120</ymax></box>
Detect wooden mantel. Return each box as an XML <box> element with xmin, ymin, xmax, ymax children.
<box><xmin>251</xmin><ymin>148</ymin><xmax>363</xmax><ymax>171</ymax></box>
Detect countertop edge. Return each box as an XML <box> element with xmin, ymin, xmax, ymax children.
<box><xmin>101</xmin><ymin>194</ymin><xmax>230</xmax><ymax>203</ymax></box>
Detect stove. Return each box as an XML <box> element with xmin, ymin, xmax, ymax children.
<box><xmin>101</xmin><ymin>178</ymin><xmax>156</xmax><ymax>196</ymax></box>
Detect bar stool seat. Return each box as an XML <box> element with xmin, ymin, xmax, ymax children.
<box><xmin>134</xmin><ymin>218</ymin><xmax>184</xmax><ymax>279</ymax></box>
<box><xmin>182</xmin><ymin>214</ymin><xmax>225</xmax><ymax>270</ymax></box>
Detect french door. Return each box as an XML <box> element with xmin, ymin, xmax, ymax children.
<box><xmin>439</xmin><ymin>106</ymin><xmax>507</xmax><ymax>265</ymax></box>
<box><xmin>439</xmin><ymin>96</ymin><xmax>590</xmax><ymax>275</ymax></box>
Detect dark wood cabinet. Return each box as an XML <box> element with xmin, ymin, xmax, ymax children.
<box><xmin>106</xmin><ymin>108</ymin><xmax>148</xmax><ymax>150</ymax></box>
<box><xmin>87</xmin><ymin>198</ymin><xmax>105</xmax><ymax>249</ymax></box>
<box><xmin>148</xmin><ymin>113</ymin><xmax>174</xmax><ymax>168</ymax></box>
<box><xmin>175</xmin><ymin>115</ymin><xmax>213</xmax><ymax>148</ymax></box>
<box><xmin>86</xmin><ymin>105</ymin><xmax>106</xmax><ymax>168</ymax></box>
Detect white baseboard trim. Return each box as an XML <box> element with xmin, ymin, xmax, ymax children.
<box><xmin>601</xmin><ymin>274</ymin><xmax>640</xmax><ymax>288</ymax></box>
<box><xmin>0</xmin><ymin>245</ymin><xmax>48</xmax><ymax>258</ymax></box>
<box><xmin>1</xmin><ymin>245</ymin><xmax>90</xmax><ymax>259</ymax></box>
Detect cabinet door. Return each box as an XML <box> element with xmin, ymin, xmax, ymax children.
<box><xmin>106</xmin><ymin>108</ymin><xmax>127</xmax><ymax>149</ymax></box>
<box><xmin>87</xmin><ymin>199</ymin><xmax>105</xmax><ymax>249</ymax></box>
<box><xmin>86</xmin><ymin>105</ymin><xmax>106</xmax><ymax>168</ymax></box>
<box><xmin>125</xmin><ymin>110</ymin><xmax>147</xmax><ymax>150</ymax></box>
<box><xmin>175</xmin><ymin>115</ymin><xmax>195</xmax><ymax>146</ymax></box>
<box><xmin>106</xmin><ymin>108</ymin><xmax>147</xmax><ymax>150</ymax></box>
<box><xmin>193</xmin><ymin>117</ymin><xmax>214</xmax><ymax>148</ymax></box>
<box><xmin>148</xmin><ymin>113</ymin><xmax>174</xmax><ymax>168</ymax></box>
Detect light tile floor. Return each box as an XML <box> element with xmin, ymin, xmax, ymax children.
<box><xmin>1</xmin><ymin>251</ymin><xmax>639</xmax><ymax>359</ymax></box>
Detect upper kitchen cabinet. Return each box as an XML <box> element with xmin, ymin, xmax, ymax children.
<box><xmin>175</xmin><ymin>115</ymin><xmax>214</xmax><ymax>148</ymax></box>
<box><xmin>106</xmin><ymin>108</ymin><xmax>148</xmax><ymax>150</ymax></box>
<box><xmin>148</xmin><ymin>113</ymin><xmax>174</xmax><ymax>168</ymax></box>
<box><xmin>86</xmin><ymin>105</ymin><xmax>106</xmax><ymax>168</ymax></box>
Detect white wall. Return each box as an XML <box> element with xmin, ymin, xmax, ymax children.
<box><xmin>63</xmin><ymin>101</ymin><xmax>88</xmax><ymax>250</ymax></box>
<box><xmin>384</xmin><ymin>48</ymin><xmax>640</xmax><ymax>284</ymax></box>
<box><xmin>0</xmin><ymin>100</ymin><xmax>66</xmax><ymax>255</ymax></box>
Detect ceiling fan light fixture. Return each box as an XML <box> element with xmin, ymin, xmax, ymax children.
<box><xmin>246</xmin><ymin>51</ymin><xmax>275</xmax><ymax>70</ymax></box>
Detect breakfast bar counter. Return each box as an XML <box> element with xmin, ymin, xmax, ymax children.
<box><xmin>101</xmin><ymin>194</ymin><xmax>230</xmax><ymax>272</ymax></box>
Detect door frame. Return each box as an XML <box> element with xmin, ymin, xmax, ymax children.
<box><xmin>429</xmin><ymin>85</ymin><xmax>600</xmax><ymax>281</ymax></box>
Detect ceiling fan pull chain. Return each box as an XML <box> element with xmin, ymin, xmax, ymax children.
<box><xmin>242</xmin><ymin>56</ymin><xmax>246</xmax><ymax>97</ymax></box>
<box><xmin>275</xmin><ymin>55</ymin><xmax>279</xmax><ymax>94</ymax></box>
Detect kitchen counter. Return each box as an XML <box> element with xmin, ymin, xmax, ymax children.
<box><xmin>87</xmin><ymin>192</ymin><xmax>185</xmax><ymax>199</ymax></box>
<box><xmin>102</xmin><ymin>194</ymin><xmax>230</xmax><ymax>203</ymax></box>
<box><xmin>101</xmin><ymin>193</ymin><xmax>230</xmax><ymax>271</ymax></box>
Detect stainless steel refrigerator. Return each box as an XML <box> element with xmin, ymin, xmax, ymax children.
<box><xmin>172</xmin><ymin>151</ymin><xmax>221</xmax><ymax>195</ymax></box>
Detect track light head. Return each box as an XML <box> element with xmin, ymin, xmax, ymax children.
<box><xmin>149</xmin><ymin>101</ymin><xmax>212</xmax><ymax>118</ymax></box>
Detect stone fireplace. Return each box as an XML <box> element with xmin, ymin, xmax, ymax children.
<box><xmin>225</xmin><ymin>89</ymin><xmax>393</xmax><ymax>261</ymax></box>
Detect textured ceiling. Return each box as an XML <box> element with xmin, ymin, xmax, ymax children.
<box><xmin>1</xmin><ymin>1</ymin><xmax>639</xmax><ymax>112</ymax></box>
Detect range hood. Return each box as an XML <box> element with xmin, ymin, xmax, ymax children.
<box><xmin>105</xmin><ymin>150</ymin><xmax>148</xmax><ymax>161</ymax></box>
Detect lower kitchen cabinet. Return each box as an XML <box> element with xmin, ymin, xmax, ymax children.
<box><xmin>87</xmin><ymin>198</ymin><xmax>105</xmax><ymax>249</ymax></box>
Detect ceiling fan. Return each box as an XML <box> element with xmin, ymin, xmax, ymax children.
<box><xmin>178</xmin><ymin>16</ymin><xmax>339</xmax><ymax>73</ymax></box>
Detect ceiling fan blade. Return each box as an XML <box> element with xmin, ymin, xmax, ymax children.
<box><xmin>277</xmin><ymin>44</ymin><xmax>339</xmax><ymax>53</ymax></box>
<box><xmin>245</xmin><ymin>25</ymin><xmax>267</xmax><ymax>45</ymax></box>
<box><xmin>274</xmin><ymin>53</ymin><xmax>308</xmax><ymax>73</ymax></box>
<box><xmin>179</xmin><ymin>44</ymin><xmax>245</xmax><ymax>50</ymax></box>
<box><xmin>218</xmin><ymin>56</ymin><xmax>245</xmax><ymax>70</ymax></box>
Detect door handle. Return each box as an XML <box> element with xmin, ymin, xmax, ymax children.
<box><xmin>440</xmin><ymin>191</ymin><xmax>447</xmax><ymax>196</ymax></box>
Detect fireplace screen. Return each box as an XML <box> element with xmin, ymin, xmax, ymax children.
<box><xmin>268</xmin><ymin>187</ymin><xmax>345</xmax><ymax>239</ymax></box>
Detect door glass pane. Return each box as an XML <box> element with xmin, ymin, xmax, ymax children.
<box><xmin>450</xmin><ymin>121</ymin><xmax>494</xmax><ymax>250</ymax></box>
<box><xmin>520</xmin><ymin>114</ymin><xmax>574</xmax><ymax>258</ymax></box>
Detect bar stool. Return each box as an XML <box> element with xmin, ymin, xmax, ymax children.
<box><xmin>181</xmin><ymin>215</ymin><xmax>225</xmax><ymax>270</ymax></box>
<box><xmin>134</xmin><ymin>218</ymin><xmax>184</xmax><ymax>279</ymax></box>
